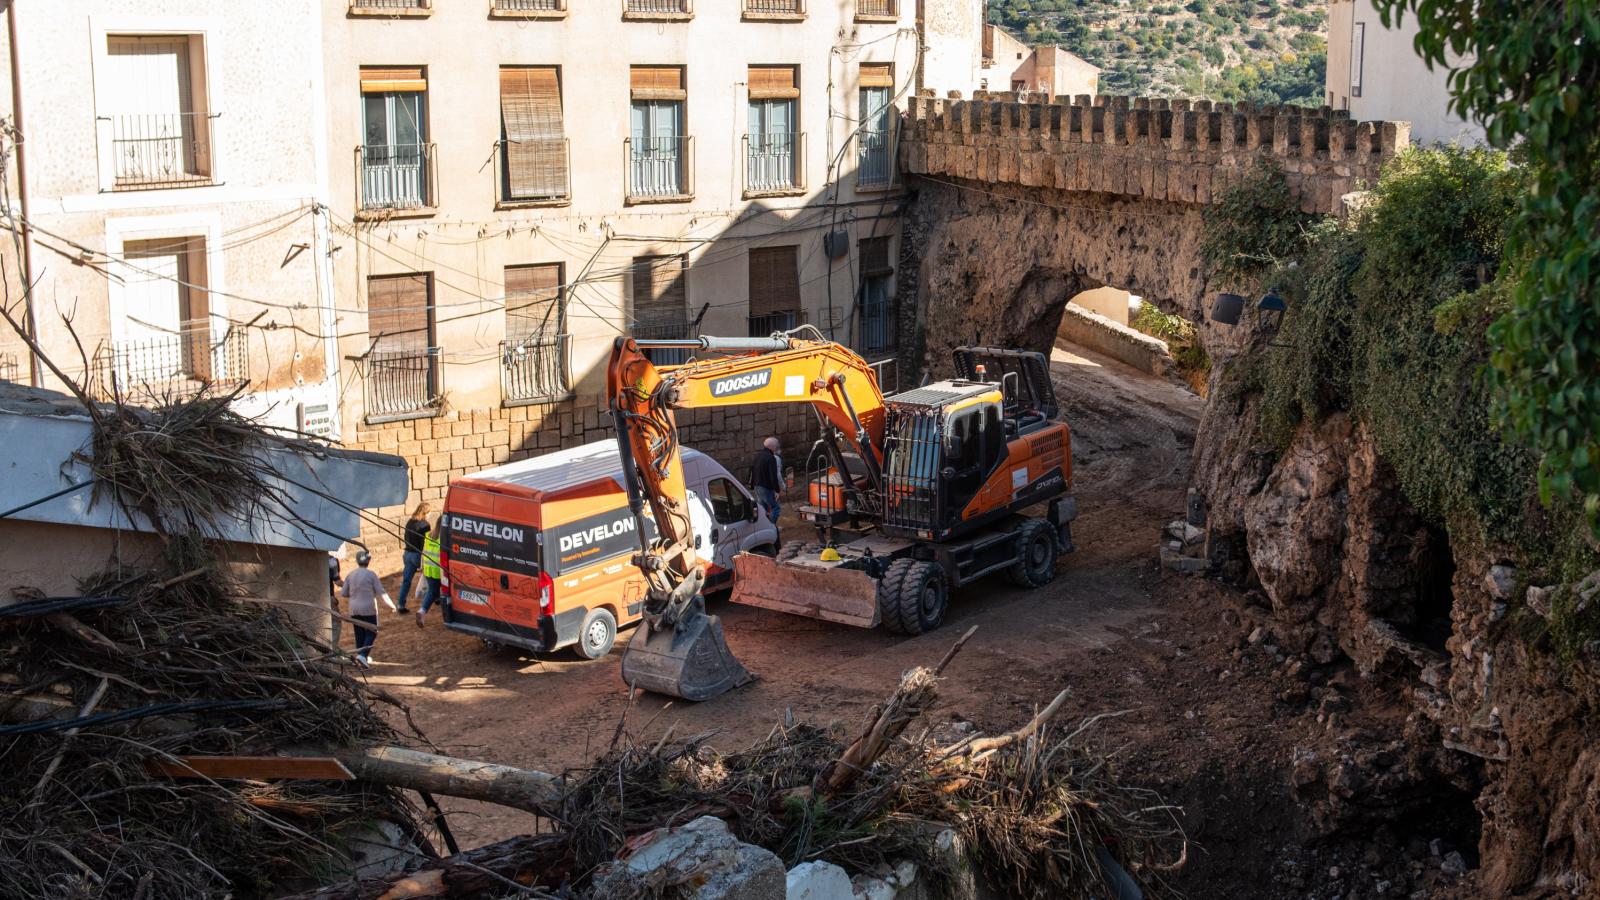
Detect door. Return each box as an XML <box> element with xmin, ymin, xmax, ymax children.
<box><xmin>705</xmin><ymin>476</ymin><xmax>756</xmax><ymax>571</ymax></box>
<box><xmin>363</xmin><ymin>91</ymin><xmax>426</xmax><ymax>207</ymax></box>
<box><xmin>747</xmin><ymin>98</ymin><xmax>794</xmax><ymax>190</ymax></box>
<box><xmin>630</xmin><ymin>100</ymin><xmax>682</xmax><ymax>196</ymax></box>
<box><xmin>858</xmin><ymin>86</ymin><xmax>891</xmax><ymax>185</ymax></box>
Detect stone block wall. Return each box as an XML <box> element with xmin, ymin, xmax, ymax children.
<box><xmin>349</xmin><ymin>394</ymin><xmax>814</xmax><ymax>548</ymax></box>
<box><xmin>901</xmin><ymin>91</ymin><xmax>1406</xmax><ymax>215</ymax></box>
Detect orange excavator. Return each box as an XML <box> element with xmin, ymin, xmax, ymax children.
<box><xmin>608</xmin><ymin>327</ymin><xmax>1076</xmax><ymax>701</ymax></box>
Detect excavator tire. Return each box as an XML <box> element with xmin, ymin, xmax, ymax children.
<box><xmin>1007</xmin><ymin>518</ymin><xmax>1059</xmax><ymax>588</ymax></box>
<box><xmin>878</xmin><ymin>559</ymin><xmax>948</xmax><ymax>636</ymax></box>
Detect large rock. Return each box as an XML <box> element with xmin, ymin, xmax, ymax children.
<box><xmin>786</xmin><ymin>861</ymin><xmax>853</xmax><ymax>900</ymax></box>
<box><xmin>590</xmin><ymin>816</ymin><xmax>785</xmax><ymax>900</ymax></box>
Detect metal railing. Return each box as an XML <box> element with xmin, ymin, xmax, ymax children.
<box><xmin>744</xmin><ymin>132</ymin><xmax>804</xmax><ymax>193</ymax></box>
<box><xmin>744</xmin><ymin>0</ymin><xmax>803</xmax><ymax>13</ymax></box>
<box><xmin>102</xmin><ymin>113</ymin><xmax>215</xmax><ymax>189</ymax></box>
<box><xmin>857</xmin><ymin>126</ymin><xmax>895</xmax><ymax>189</ymax></box>
<box><xmin>496</xmin><ymin>138</ymin><xmax>570</xmax><ymax>204</ymax></box>
<box><xmin>0</xmin><ymin>351</ymin><xmax>18</xmax><ymax>383</ymax></box>
<box><xmin>633</xmin><ymin>320</ymin><xmax>695</xmax><ymax>366</ymax></box>
<box><xmin>748</xmin><ymin>310</ymin><xmax>798</xmax><ymax>337</ymax></box>
<box><xmin>358</xmin><ymin>143</ymin><xmax>436</xmax><ymax>212</ymax></box>
<box><xmin>860</xmin><ymin>293</ymin><xmax>895</xmax><ymax>352</ymax></box>
<box><xmin>494</xmin><ymin>0</ymin><xmax>563</xmax><ymax>9</ymax></box>
<box><xmin>856</xmin><ymin>0</ymin><xmax>895</xmax><ymax>15</ymax></box>
<box><xmin>364</xmin><ymin>347</ymin><xmax>442</xmax><ymax>422</ymax></box>
<box><xmin>624</xmin><ymin>0</ymin><xmax>692</xmax><ymax>12</ymax></box>
<box><xmin>625</xmin><ymin>136</ymin><xmax>693</xmax><ymax>201</ymax></box>
<box><xmin>92</xmin><ymin>325</ymin><xmax>248</xmax><ymax>401</ymax></box>
<box><xmin>350</xmin><ymin>0</ymin><xmax>431</xmax><ymax>9</ymax></box>
<box><xmin>500</xmin><ymin>333</ymin><xmax>571</xmax><ymax>404</ymax></box>
<box><xmin>868</xmin><ymin>356</ymin><xmax>899</xmax><ymax>393</ymax></box>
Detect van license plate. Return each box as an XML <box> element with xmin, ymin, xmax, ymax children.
<box><xmin>455</xmin><ymin>588</ymin><xmax>490</xmax><ymax>606</ymax></box>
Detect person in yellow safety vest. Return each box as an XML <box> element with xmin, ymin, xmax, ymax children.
<box><xmin>415</xmin><ymin>515</ymin><xmax>444</xmax><ymax>629</ymax></box>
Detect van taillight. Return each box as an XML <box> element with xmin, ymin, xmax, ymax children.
<box><xmin>537</xmin><ymin>571</ymin><xmax>554</xmax><ymax>617</ymax></box>
<box><xmin>439</xmin><ymin>544</ymin><xmax>451</xmax><ymax>598</ymax></box>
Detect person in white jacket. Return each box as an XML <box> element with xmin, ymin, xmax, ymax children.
<box><xmin>340</xmin><ymin>550</ymin><xmax>396</xmax><ymax>667</ymax></box>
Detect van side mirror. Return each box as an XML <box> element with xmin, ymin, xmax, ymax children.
<box><xmin>746</xmin><ymin>502</ymin><xmax>759</xmax><ymax>523</ymax></box>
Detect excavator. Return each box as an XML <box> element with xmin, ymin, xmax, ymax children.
<box><xmin>608</xmin><ymin>327</ymin><xmax>1076</xmax><ymax>701</ymax></box>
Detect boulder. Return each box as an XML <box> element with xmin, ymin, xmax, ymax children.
<box><xmin>590</xmin><ymin>816</ymin><xmax>785</xmax><ymax>900</ymax></box>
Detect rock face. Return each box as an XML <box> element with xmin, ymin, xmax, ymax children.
<box><xmin>1191</xmin><ymin>381</ymin><xmax>1600</xmax><ymax>895</ymax></box>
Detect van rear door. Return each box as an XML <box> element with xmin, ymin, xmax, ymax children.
<box><xmin>443</xmin><ymin>486</ymin><xmax>545</xmax><ymax>646</ymax></box>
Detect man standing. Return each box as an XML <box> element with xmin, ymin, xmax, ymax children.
<box><xmin>341</xmin><ymin>550</ymin><xmax>397</xmax><ymax>667</ymax></box>
<box><xmin>751</xmin><ymin>436</ymin><xmax>784</xmax><ymax>526</ymax></box>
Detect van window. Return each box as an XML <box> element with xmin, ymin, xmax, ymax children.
<box><xmin>708</xmin><ymin>477</ymin><xmax>752</xmax><ymax>524</ymax></box>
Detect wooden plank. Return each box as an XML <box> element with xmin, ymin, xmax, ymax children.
<box><xmin>148</xmin><ymin>755</ymin><xmax>355</xmax><ymax>781</ymax></box>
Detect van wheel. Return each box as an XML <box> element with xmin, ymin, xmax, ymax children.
<box><xmin>1007</xmin><ymin>518</ymin><xmax>1059</xmax><ymax>588</ymax></box>
<box><xmin>574</xmin><ymin>608</ymin><xmax>617</xmax><ymax>660</ymax></box>
<box><xmin>879</xmin><ymin>559</ymin><xmax>948</xmax><ymax>636</ymax></box>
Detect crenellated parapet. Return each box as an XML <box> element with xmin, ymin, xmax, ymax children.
<box><xmin>901</xmin><ymin>90</ymin><xmax>1408</xmax><ymax>214</ymax></box>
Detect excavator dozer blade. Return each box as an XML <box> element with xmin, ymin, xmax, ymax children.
<box><xmin>731</xmin><ymin>553</ymin><xmax>881</xmax><ymax>629</ymax></box>
<box><xmin>620</xmin><ymin>612</ymin><xmax>753</xmax><ymax>702</ymax></box>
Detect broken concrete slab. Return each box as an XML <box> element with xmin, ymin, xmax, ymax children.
<box><xmin>787</xmin><ymin>861</ymin><xmax>853</xmax><ymax>900</ymax></box>
<box><xmin>590</xmin><ymin>815</ymin><xmax>786</xmax><ymax>900</ymax></box>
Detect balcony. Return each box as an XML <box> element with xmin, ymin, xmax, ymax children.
<box><xmin>349</xmin><ymin>0</ymin><xmax>432</xmax><ymax>15</ymax></box>
<box><xmin>364</xmin><ymin>347</ymin><xmax>442</xmax><ymax>423</ymax></box>
<box><xmin>500</xmin><ymin>334</ymin><xmax>571</xmax><ymax>405</ymax></box>
<box><xmin>634</xmin><ymin>320</ymin><xmax>696</xmax><ymax>366</ymax></box>
<box><xmin>0</xmin><ymin>351</ymin><xmax>18</xmax><ymax>383</ymax></box>
<box><xmin>357</xmin><ymin>143</ymin><xmax>436</xmax><ymax>215</ymax></box>
<box><xmin>748</xmin><ymin>311</ymin><xmax>798</xmax><ymax>338</ymax></box>
<box><xmin>491</xmin><ymin>0</ymin><xmax>565</xmax><ymax>15</ymax></box>
<box><xmin>855</xmin><ymin>0</ymin><xmax>896</xmax><ymax>18</ymax></box>
<box><xmin>856</xmin><ymin>127</ymin><xmax>896</xmax><ymax>191</ymax></box>
<box><xmin>743</xmin><ymin>0</ymin><xmax>804</xmax><ymax>19</ymax></box>
<box><xmin>743</xmin><ymin>132</ymin><xmax>805</xmax><ymax>197</ymax></box>
<box><xmin>496</xmin><ymin>138</ymin><xmax>570</xmax><ymax>207</ymax></box>
<box><xmin>623</xmin><ymin>0</ymin><xmax>692</xmax><ymax>19</ymax></box>
<box><xmin>625</xmin><ymin>136</ymin><xmax>693</xmax><ymax>203</ymax></box>
<box><xmin>92</xmin><ymin>324</ymin><xmax>248</xmax><ymax>402</ymax></box>
<box><xmin>102</xmin><ymin>113</ymin><xmax>216</xmax><ymax>190</ymax></box>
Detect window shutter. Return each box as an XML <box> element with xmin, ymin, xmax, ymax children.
<box><xmin>748</xmin><ymin>246</ymin><xmax>799</xmax><ymax>317</ymax></box>
<box><xmin>500</xmin><ymin>67</ymin><xmax>567</xmax><ymax>198</ymax></box>
<box><xmin>361</xmin><ymin>66</ymin><xmax>426</xmax><ymax>93</ymax></box>
<box><xmin>858</xmin><ymin>63</ymin><xmax>893</xmax><ymax>88</ymax></box>
<box><xmin>860</xmin><ymin>236</ymin><xmax>893</xmax><ymax>275</ymax></box>
<box><xmin>633</xmin><ymin>255</ymin><xmax>688</xmax><ymax>328</ymax></box>
<box><xmin>630</xmin><ymin>66</ymin><xmax>686</xmax><ymax>100</ymax></box>
<box><xmin>368</xmin><ymin>272</ymin><xmax>431</xmax><ymax>351</ymax></box>
<box><xmin>505</xmin><ymin>263</ymin><xmax>562</xmax><ymax>342</ymax></box>
<box><xmin>747</xmin><ymin>65</ymin><xmax>799</xmax><ymax>100</ymax></box>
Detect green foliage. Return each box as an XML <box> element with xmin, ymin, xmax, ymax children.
<box><xmin>1132</xmin><ymin>303</ymin><xmax>1212</xmax><ymax>392</ymax></box>
<box><xmin>1370</xmin><ymin>1</ymin><xmax>1600</xmax><ymax>537</ymax></box>
<box><xmin>1202</xmin><ymin>50</ymin><xmax>1324</xmax><ymax>106</ymax></box>
<box><xmin>1199</xmin><ymin>161</ymin><xmax>1313</xmax><ymax>287</ymax></box>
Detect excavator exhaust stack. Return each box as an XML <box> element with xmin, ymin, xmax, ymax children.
<box><xmin>619</xmin><ymin>605</ymin><xmax>753</xmax><ymax>702</ymax></box>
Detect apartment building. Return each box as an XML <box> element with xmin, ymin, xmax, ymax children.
<box><xmin>325</xmin><ymin>0</ymin><xmax>983</xmax><ymax>517</ymax></box>
<box><xmin>981</xmin><ymin>24</ymin><xmax>1100</xmax><ymax>97</ymax></box>
<box><xmin>0</xmin><ymin>2</ymin><xmax>342</xmax><ymax>437</ymax></box>
<box><xmin>1326</xmin><ymin>0</ymin><xmax>1483</xmax><ymax>146</ymax></box>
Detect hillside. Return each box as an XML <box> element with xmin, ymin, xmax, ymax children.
<box><xmin>988</xmin><ymin>0</ymin><xmax>1328</xmax><ymax>105</ymax></box>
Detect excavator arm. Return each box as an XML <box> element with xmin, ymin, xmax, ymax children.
<box><xmin>606</xmin><ymin>331</ymin><xmax>890</xmax><ymax>700</ymax></box>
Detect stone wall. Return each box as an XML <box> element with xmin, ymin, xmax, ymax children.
<box><xmin>350</xmin><ymin>394</ymin><xmax>814</xmax><ymax>548</ymax></box>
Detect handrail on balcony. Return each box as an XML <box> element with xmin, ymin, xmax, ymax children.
<box><xmin>743</xmin><ymin>131</ymin><xmax>804</xmax><ymax>194</ymax></box>
<box><xmin>633</xmin><ymin>320</ymin><xmax>696</xmax><ymax>365</ymax></box>
<box><xmin>0</xmin><ymin>351</ymin><xmax>20</xmax><ymax>383</ymax></box>
<box><xmin>91</xmin><ymin>324</ymin><xmax>248</xmax><ymax>401</ymax></box>
<box><xmin>494</xmin><ymin>0</ymin><xmax>563</xmax><ymax>9</ymax></box>
<box><xmin>350</xmin><ymin>0</ymin><xmax>431</xmax><ymax>9</ymax></box>
<box><xmin>623</xmin><ymin>0</ymin><xmax>691</xmax><ymax>14</ymax></box>
<box><xmin>101</xmin><ymin>112</ymin><xmax>217</xmax><ymax>190</ymax></box>
<box><xmin>855</xmin><ymin>0</ymin><xmax>895</xmax><ymax>16</ymax></box>
<box><xmin>364</xmin><ymin>346</ymin><xmax>442</xmax><ymax>422</ymax></box>
<box><xmin>744</xmin><ymin>0</ymin><xmax>803</xmax><ymax>14</ymax></box>
<box><xmin>625</xmin><ymin>135</ymin><xmax>694</xmax><ymax>201</ymax></box>
<box><xmin>748</xmin><ymin>310</ymin><xmax>799</xmax><ymax>338</ymax></box>
<box><xmin>500</xmin><ymin>333</ymin><xmax>571</xmax><ymax>404</ymax></box>
<box><xmin>357</xmin><ymin>142</ymin><xmax>436</xmax><ymax>212</ymax></box>
<box><xmin>856</xmin><ymin>122</ymin><xmax>897</xmax><ymax>190</ymax></box>
<box><xmin>496</xmin><ymin>137</ymin><xmax>571</xmax><ymax>204</ymax></box>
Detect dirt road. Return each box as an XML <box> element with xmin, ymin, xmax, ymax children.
<box><xmin>353</xmin><ymin>337</ymin><xmax>1205</xmax><ymax>853</ymax></box>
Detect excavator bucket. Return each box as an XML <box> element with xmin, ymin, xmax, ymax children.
<box><xmin>620</xmin><ymin>611</ymin><xmax>753</xmax><ymax>702</ymax></box>
<box><xmin>731</xmin><ymin>553</ymin><xmax>881</xmax><ymax>629</ymax></box>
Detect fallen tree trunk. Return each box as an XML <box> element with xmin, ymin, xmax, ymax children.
<box><xmin>333</xmin><ymin>746</ymin><xmax>564</xmax><ymax>818</ymax></box>
<box><xmin>275</xmin><ymin>832</ymin><xmax>569</xmax><ymax>900</ymax></box>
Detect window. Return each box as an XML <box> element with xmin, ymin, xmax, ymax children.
<box><xmin>99</xmin><ymin>236</ymin><xmax>244</xmax><ymax>398</ymax></box>
<box><xmin>628</xmin><ymin>67</ymin><xmax>691</xmax><ymax>201</ymax></box>
<box><xmin>501</xmin><ymin>263</ymin><xmax>569</xmax><ymax>403</ymax></box>
<box><xmin>102</xmin><ymin>34</ymin><xmax>214</xmax><ymax>189</ymax></box>
<box><xmin>360</xmin><ymin>67</ymin><xmax>432</xmax><ymax>211</ymax></box>
<box><xmin>857</xmin><ymin>64</ymin><xmax>894</xmax><ymax>189</ymax></box>
<box><xmin>350</xmin><ymin>0</ymin><xmax>432</xmax><ymax>12</ymax></box>
<box><xmin>365</xmin><ymin>272</ymin><xmax>440</xmax><ymax>421</ymax></box>
<box><xmin>744</xmin><ymin>0</ymin><xmax>803</xmax><ymax>17</ymax></box>
<box><xmin>855</xmin><ymin>0</ymin><xmax>896</xmax><ymax>18</ymax></box>
<box><xmin>748</xmin><ymin>246</ymin><xmax>800</xmax><ymax>337</ymax></box>
<box><xmin>491</xmin><ymin>0</ymin><xmax>565</xmax><ymax>15</ymax></box>
<box><xmin>708</xmin><ymin>478</ymin><xmax>753</xmax><ymax>525</ymax></box>
<box><xmin>499</xmin><ymin>67</ymin><xmax>569</xmax><ymax>204</ymax></box>
<box><xmin>858</xmin><ymin>236</ymin><xmax>894</xmax><ymax>352</ymax></box>
<box><xmin>624</xmin><ymin>0</ymin><xmax>691</xmax><ymax>19</ymax></box>
<box><xmin>632</xmin><ymin>255</ymin><xmax>692</xmax><ymax>365</ymax></box>
<box><xmin>746</xmin><ymin>66</ymin><xmax>802</xmax><ymax>195</ymax></box>
<box><xmin>1350</xmin><ymin>22</ymin><xmax>1365</xmax><ymax>98</ymax></box>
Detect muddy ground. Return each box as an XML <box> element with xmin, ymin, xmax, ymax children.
<box><xmin>349</xmin><ymin>339</ymin><xmax>1472</xmax><ymax>898</ymax></box>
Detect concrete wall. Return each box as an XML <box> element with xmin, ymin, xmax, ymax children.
<box><xmin>1068</xmin><ymin>285</ymin><xmax>1131</xmax><ymax>326</ymax></box>
<box><xmin>1325</xmin><ymin>0</ymin><xmax>1483</xmax><ymax>146</ymax></box>
<box><xmin>1056</xmin><ymin>302</ymin><xmax>1169</xmax><ymax>375</ymax></box>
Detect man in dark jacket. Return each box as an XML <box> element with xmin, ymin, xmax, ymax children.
<box><xmin>751</xmin><ymin>436</ymin><xmax>784</xmax><ymax>525</ymax></box>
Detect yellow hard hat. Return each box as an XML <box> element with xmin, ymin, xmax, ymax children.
<box><xmin>819</xmin><ymin>547</ymin><xmax>842</xmax><ymax>562</ymax></box>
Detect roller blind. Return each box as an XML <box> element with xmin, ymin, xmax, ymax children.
<box><xmin>361</xmin><ymin>66</ymin><xmax>426</xmax><ymax>93</ymax></box>
<box><xmin>632</xmin><ymin>255</ymin><xmax>688</xmax><ymax>327</ymax></box>
<box><xmin>631</xmin><ymin>65</ymin><xmax>686</xmax><ymax>100</ymax></box>
<box><xmin>748</xmin><ymin>246</ymin><xmax>799</xmax><ymax>317</ymax></box>
<box><xmin>368</xmin><ymin>272</ymin><xmax>431</xmax><ymax>352</ymax></box>
<box><xmin>748</xmin><ymin>65</ymin><xmax>799</xmax><ymax>100</ymax></box>
<box><xmin>859</xmin><ymin>63</ymin><xmax>893</xmax><ymax>88</ymax></box>
<box><xmin>860</xmin><ymin>236</ymin><xmax>893</xmax><ymax>276</ymax></box>
<box><xmin>505</xmin><ymin>263</ymin><xmax>562</xmax><ymax>342</ymax></box>
<box><xmin>500</xmin><ymin>66</ymin><xmax>567</xmax><ymax>198</ymax></box>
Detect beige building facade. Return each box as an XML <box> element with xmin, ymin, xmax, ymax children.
<box><xmin>0</xmin><ymin>1</ymin><xmax>343</xmax><ymax>437</ymax></box>
<box><xmin>1326</xmin><ymin>0</ymin><xmax>1482</xmax><ymax>146</ymax></box>
<box><xmin>980</xmin><ymin>25</ymin><xmax>1099</xmax><ymax>97</ymax></box>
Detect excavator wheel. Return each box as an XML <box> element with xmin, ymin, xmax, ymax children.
<box><xmin>878</xmin><ymin>559</ymin><xmax>948</xmax><ymax>636</ymax></box>
<box><xmin>1007</xmin><ymin>518</ymin><xmax>1059</xmax><ymax>588</ymax></box>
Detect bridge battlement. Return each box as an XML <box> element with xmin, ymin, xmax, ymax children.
<box><xmin>902</xmin><ymin>91</ymin><xmax>1408</xmax><ymax>213</ymax></box>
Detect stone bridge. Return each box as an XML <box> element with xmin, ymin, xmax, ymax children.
<box><xmin>895</xmin><ymin>92</ymin><xmax>1408</xmax><ymax>367</ymax></box>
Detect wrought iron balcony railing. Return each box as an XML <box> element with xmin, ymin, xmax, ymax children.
<box><xmin>102</xmin><ymin>112</ymin><xmax>217</xmax><ymax>190</ymax></box>
<box><xmin>92</xmin><ymin>324</ymin><xmax>247</xmax><ymax>401</ymax></box>
<box><xmin>856</xmin><ymin>0</ymin><xmax>895</xmax><ymax>16</ymax></box>
<box><xmin>856</xmin><ymin>126</ymin><xmax>895</xmax><ymax>190</ymax></box>
<box><xmin>624</xmin><ymin>0</ymin><xmax>691</xmax><ymax>14</ymax></box>
<box><xmin>494</xmin><ymin>0</ymin><xmax>563</xmax><ymax>9</ymax></box>
<box><xmin>748</xmin><ymin>311</ymin><xmax>798</xmax><ymax>338</ymax></box>
<box><xmin>350</xmin><ymin>0</ymin><xmax>431</xmax><ymax>10</ymax></box>
<box><xmin>743</xmin><ymin>132</ymin><xmax>804</xmax><ymax>194</ymax></box>
<box><xmin>358</xmin><ymin>143</ymin><xmax>437</xmax><ymax>212</ymax></box>
<box><xmin>496</xmin><ymin>138</ymin><xmax>570</xmax><ymax>204</ymax></box>
<box><xmin>0</xmin><ymin>351</ymin><xmax>18</xmax><ymax>383</ymax></box>
<box><xmin>633</xmin><ymin>320</ymin><xmax>696</xmax><ymax>366</ymax></box>
<box><xmin>500</xmin><ymin>333</ymin><xmax>571</xmax><ymax>404</ymax></box>
<box><xmin>625</xmin><ymin>136</ymin><xmax>694</xmax><ymax>201</ymax></box>
<box><xmin>364</xmin><ymin>347</ymin><xmax>442</xmax><ymax>422</ymax></box>
<box><xmin>744</xmin><ymin>0</ymin><xmax>804</xmax><ymax>14</ymax></box>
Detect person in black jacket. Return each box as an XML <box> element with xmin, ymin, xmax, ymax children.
<box><xmin>396</xmin><ymin>502</ymin><xmax>430</xmax><ymax>613</ymax></box>
<box><xmin>751</xmin><ymin>436</ymin><xmax>784</xmax><ymax>525</ymax></box>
